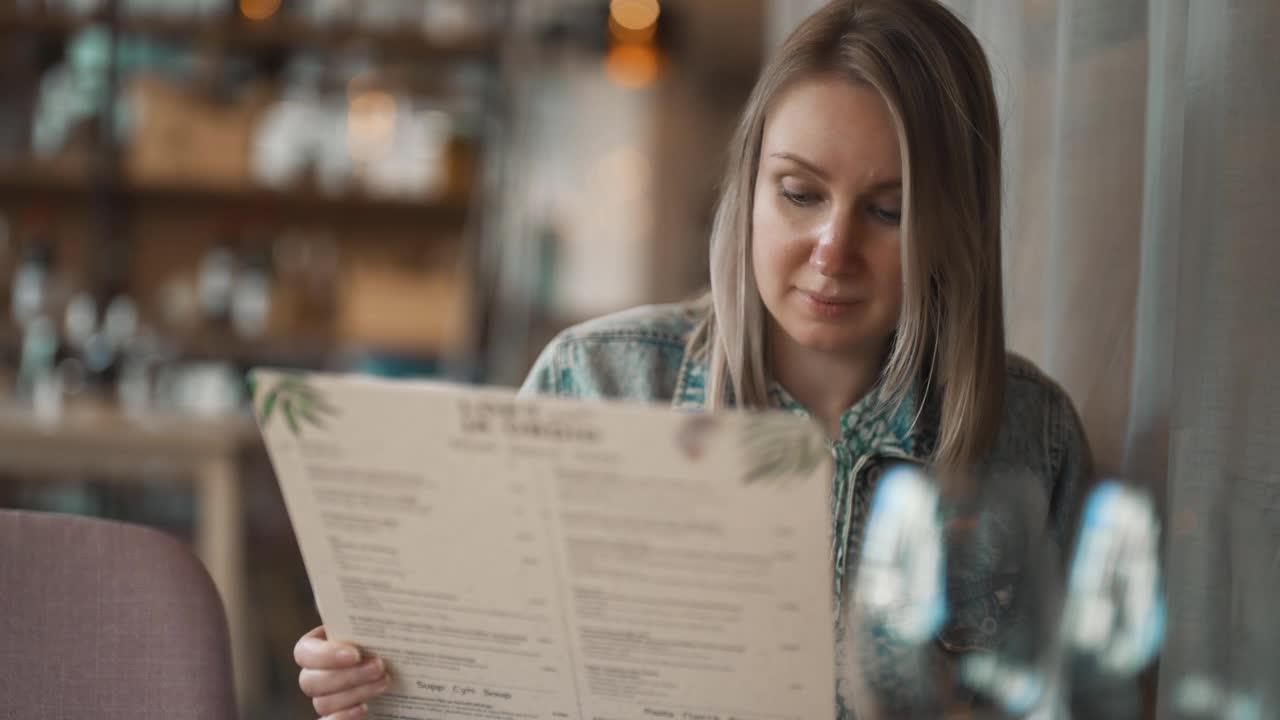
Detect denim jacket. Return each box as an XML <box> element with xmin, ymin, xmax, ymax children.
<box><xmin>519</xmin><ymin>303</ymin><xmax>1091</xmax><ymax>718</ymax></box>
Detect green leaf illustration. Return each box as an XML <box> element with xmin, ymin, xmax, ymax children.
<box><xmin>298</xmin><ymin>403</ymin><xmax>328</xmax><ymax>429</ymax></box>
<box><xmin>742</xmin><ymin>413</ymin><xmax>827</xmax><ymax>486</ymax></box>
<box><xmin>260</xmin><ymin>389</ymin><xmax>278</xmax><ymax>423</ymax></box>
<box><xmin>283</xmin><ymin>398</ymin><xmax>299</xmax><ymax>434</ymax></box>
<box><xmin>254</xmin><ymin>373</ymin><xmax>336</xmax><ymax>437</ymax></box>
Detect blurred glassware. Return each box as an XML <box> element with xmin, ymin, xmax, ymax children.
<box><xmin>116</xmin><ymin>329</ymin><xmax>173</xmax><ymax>418</ymax></box>
<box><xmin>197</xmin><ymin>246</ymin><xmax>235</xmax><ymax>324</ymax></box>
<box><xmin>81</xmin><ymin>330</ymin><xmax>114</xmax><ymax>374</ymax></box>
<box><xmin>958</xmin><ymin>653</ymin><xmax>1047</xmax><ymax>718</ymax></box>
<box><xmin>120</xmin><ymin>0</ymin><xmax>183</xmax><ymax>18</ymax></box>
<box><xmin>252</xmin><ymin>97</ymin><xmax>354</xmax><ymax>194</ymax></box>
<box><xmin>250</xmin><ymin>100</ymin><xmax>313</xmax><ymax>189</ymax></box>
<box><xmin>193</xmin><ymin>0</ymin><xmax>222</xmax><ymax>18</ymax></box>
<box><xmin>95</xmin><ymin>294</ymin><xmax>140</xmax><ymax>378</ymax></box>
<box><xmin>346</xmin><ymin>88</ymin><xmax>396</xmax><ymax>167</ymax></box>
<box><xmin>1174</xmin><ymin>675</ymin><xmax>1263</xmax><ymax>720</ymax></box>
<box><xmin>165</xmin><ymin>362</ymin><xmax>242</xmax><ymax>417</ymax></box>
<box><xmin>304</xmin><ymin>0</ymin><xmax>356</xmax><ymax>27</ymax></box>
<box><xmin>16</xmin><ymin>314</ymin><xmax>58</xmax><ymax>406</ymax></box>
<box><xmin>357</xmin><ymin>0</ymin><xmax>407</xmax><ymax>31</ymax></box>
<box><xmin>365</xmin><ymin>103</ymin><xmax>454</xmax><ymax>199</ymax></box>
<box><xmin>31</xmin><ymin>361</ymin><xmax>63</xmax><ymax>423</ymax></box>
<box><xmin>230</xmin><ymin>252</ymin><xmax>272</xmax><ymax>339</ymax></box>
<box><xmin>421</xmin><ymin>0</ymin><xmax>492</xmax><ymax>40</ymax></box>
<box><xmin>33</xmin><ymin>64</ymin><xmax>92</xmax><ymax>160</ymax></box>
<box><xmin>12</xmin><ymin>242</ymin><xmax>52</xmax><ymax>329</ymax></box>
<box><xmin>63</xmin><ymin>291</ymin><xmax>97</xmax><ymax>351</ymax></box>
<box><xmin>56</xmin><ymin>356</ymin><xmax>87</xmax><ymax>397</ymax></box>
<box><xmin>854</xmin><ymin>464</ymin><xmax>946</xmax><ymax>644</ymax></box>
<box><xmin>103</xmin><ymin>294</ymin><xmax>139</xmax><ymax>348</ymax></box>
<box><xmin>253</xmin><ymin>91</ymin><xmax>457</xmax><ymax>200</ymax></box>
<box><xmin>1064</xmin><ymin>481</ymin><xmax>1165</xmax><ymax>674</ymax></box>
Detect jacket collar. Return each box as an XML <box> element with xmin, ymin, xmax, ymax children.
<box><xmin>672</xmin><ymin>351</ymin><xmax>936</xmax><ymax>460</ymax></box>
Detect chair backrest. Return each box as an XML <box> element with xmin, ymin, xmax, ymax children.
<box><xmin>0</xmin><ymin>509</ymin><xmax>238</xmax><ymax>719</ymax></box>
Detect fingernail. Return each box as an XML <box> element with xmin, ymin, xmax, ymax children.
<box><xmin>374</xmin><ymin>657</ymin><xmax>385</xmax><ymax>673</ymax></box>
<box><xmin>359</xmin><ymin>703</ymin><xmax>369</xmax><ymax>717</ymax></box>
<box><xmin>338</xmin><ymin>647</ymin><xmax>360</xmax><ymax>663</ymax></box>
<box><xmin>380</xmin><ymin>675</ymin><xmax>393</xmax><ymax>689</ymax></box>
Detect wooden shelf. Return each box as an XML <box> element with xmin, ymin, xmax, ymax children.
<box><xmin>0</xmin><ymin>170</ymin><xmax>470</xmax><ymax>227</ymax></box>
<box><xmin>0</xmin><ymin>9</ymin><xmax>499</xmax><ymax>63</ymax></box>
<box><xmin>0</xmin><ymin>321</ymin><xmax>454</xmax><ymax>369</ymax></box>
<box><xmin>178</xmin><ymin>333</ymin><xmax>456</xmax><ymax>367</ymax></box>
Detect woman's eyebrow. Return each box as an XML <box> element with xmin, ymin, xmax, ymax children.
<box><xmin>770</xmin><ymin>152</ymin><xmax>831</xmax><ymax>180</ymax></box>
<box><xmin>769</xmin><ymin>152</ymin><xmax>902</xmax><ymax>191</ymax></box>
<box><xmin>866</xmin><ymin>178</ymin><xmax>903</xmax><ymax>192</ymax></box>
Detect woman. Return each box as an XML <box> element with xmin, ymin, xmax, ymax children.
<box><xmin>294</xmin><ymin>0</ymin><xmax>1091</xmax><ymax>717</ymax></box>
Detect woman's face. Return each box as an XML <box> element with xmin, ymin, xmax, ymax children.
<box><xmin>752</xmin><ymin>76</ymin><xmax>905</xmax><ymax>359</ymax></box>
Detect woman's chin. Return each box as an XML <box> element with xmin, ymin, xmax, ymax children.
<box><xmin>780</xmin><ymin>322</ymin><xmax>883</xmax><ymax>356</ymax></box>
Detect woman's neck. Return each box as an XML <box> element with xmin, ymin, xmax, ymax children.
<box><xmin>768</xmin><ymin>327</ymin><xmax>888</xmax><ymax>439</ymax></box>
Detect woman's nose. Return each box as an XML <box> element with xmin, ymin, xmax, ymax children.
<box><xmin>809</xmin><ymin>220</ymin><xmax>857</xmax><ymax>276</ymax></box>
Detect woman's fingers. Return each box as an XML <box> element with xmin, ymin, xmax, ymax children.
<box><xmin>295</xmin><ymin>625</ymin><xmax>363</xmax><ymax>670</ymax></box>
<box><xmin>299</xmin><ymin>657</ymin><xmax>386</xmax><ymax>697</ymax></box>
<box><xmin>294</xmin><ymin>625</ymin><xmax>391</xmax><ymax>717</ymax></box>
<box><xmin>313</xmin><ymin>675</ymin><xmax>395</xmax><ymax>717</ymax></box>
<box><xmin>321</xmin><ymin>704</ymin><xmax>370</xmax><ymax>720</ymax></box>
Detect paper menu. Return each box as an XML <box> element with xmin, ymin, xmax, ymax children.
<box><xmin>253</xmin><ymin>370</ymin><xmax>836</xmax><ymax>720</ymax></box>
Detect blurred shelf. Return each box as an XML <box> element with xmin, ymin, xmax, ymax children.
<box><xmin>0</xmin><ymin>9</ymin><xmax>500</xmax><ymax>63</ymax></box>
<box><xmin>173</xmin><ymin>332</ymin><xmax>344</xmax><ymax>367</ymax></box>
<box><xmin>0</xmin><ymin>323</ymin><xmax>456</xmax><ymax>371</ymax></box>
<box><xmin>0</xmin><ymin>170</ymin><xmax>470</xmax><ymax>227</ymax></box>
<box><xmin>0</xmin><ymin>400</ymin><xmax>258</xmax><ymax>470</ymax></box>
<box><xmin>175</xmin><ymin>331</ymin><xmax>458</xmax><ymax>367</ymax></box>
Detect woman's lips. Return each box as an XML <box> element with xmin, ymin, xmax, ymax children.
<box><xmin>796</xmin><ymin>289</ymin><xmax>862</xmax><ymax>317</ymax></box>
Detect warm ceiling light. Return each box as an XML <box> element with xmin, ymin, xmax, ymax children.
<box><xmin>605</xmin><ymin>43</ymin><xmax>659</xmax><ymax>89</ymax></box>
<box><xmin>609</xmin><ymin>13</ymin><xmax>656</xmax><ymax>44</ymax></box>
<box><xmin>239</xmin><ymin>0</ymin><xmax>282</xmax><ymax>21</ymax></box>
<box><xmin>609</xmin><ymin>0</ymin><xmax>660</xmax><ymax>32</ymax></box>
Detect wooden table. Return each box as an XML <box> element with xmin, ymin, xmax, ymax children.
<box><xmin>0</xmin><ymin>404</ymin><xmax>261</xmax><ymax>715</ymax></box>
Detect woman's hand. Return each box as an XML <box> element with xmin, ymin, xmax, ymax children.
<box><xmin>294</xmin><ymin>626</ymin><xmax>392</xmax><ymax>719</ymax></box>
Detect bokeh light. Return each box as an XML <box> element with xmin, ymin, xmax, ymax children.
<box><xmin>239</xmin><ymin>0</ymin><xmax>282</xmax><ymax>21</ymax></box>
<box><xmin>347</xmin><ymin>90</ymin><xmax>398</xmax><ymax>164</ymax></box>
<box><xmin>609</xmin><ymin>0</ymin><xmax>660</xmax><ymax>32</ymax></box>
<box><xmin>605</xmin><ymin>44</ymin><xmax>659</xmax><ymax>89</ymax></box>
<box><xmin>609</xmin><ymin>14</ymin><xmax>657</xmax><ymax>44</ymax></box>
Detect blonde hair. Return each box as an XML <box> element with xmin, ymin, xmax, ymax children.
<box><xmin>687</xmin><ymin>0</ymin><xmax>1006</xmax><ymax>470</ymax></box>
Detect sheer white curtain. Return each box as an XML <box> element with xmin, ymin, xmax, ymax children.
<box><xmin>947</xmin><ymin>1</ymin><xmax>1279</xmax><ymax>714</ymax></box>
<box><xmin>768</xmin><ymin>0</ymin><xmax>1280</xmax><ymax>714</ymax></box>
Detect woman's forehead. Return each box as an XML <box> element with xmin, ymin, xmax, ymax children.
<box><xmin>761</xmin><ymin>76</ymin><xmax>902</xmax><ymax>180</ymax></box>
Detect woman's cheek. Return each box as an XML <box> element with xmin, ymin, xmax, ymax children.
<box><xmin>753</xmin><ymin>222</ymin><xmax>795</xmax><ymax>290</ymax></box>
<box><xmin>755</xmin><ymin>199</ymin><xmax>809</xmax><ymax>257</ymax></box>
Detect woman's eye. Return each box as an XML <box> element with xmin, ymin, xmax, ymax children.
<box><xmin>780</xmin><ymin>188</ymin><xmax>819</xmax><ymax>207</ymax></box>
<box><xmin>871</xmin><ymin>205</ymin><xmax>902</xmax><ymax>224</ymax></box>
